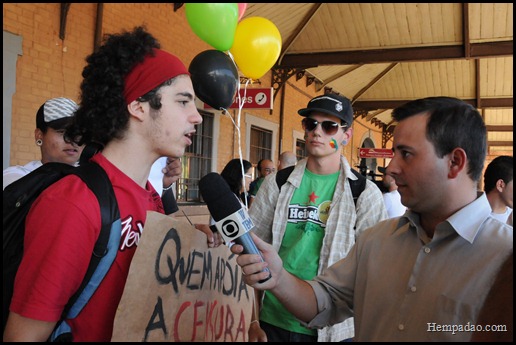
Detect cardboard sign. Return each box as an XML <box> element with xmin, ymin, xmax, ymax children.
<box><xmin>112</xmin><ymin>212</ymin><xmax>253</xmax><ymax>342</ymax></box>
<box><xmin>359</xmin><ymin>148</ymin><xmax>394</xmax><ymax>158</ymax></box>
<box><xmin>203</xmin><ymin>88</ymin><xmax>273</xmax><ymax>110</ymax></box>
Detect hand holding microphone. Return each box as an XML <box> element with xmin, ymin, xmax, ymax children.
<box><xmin>199</xmin><ymin>172</ymin><xmax>271</xmax><ymax>283</ymax></box>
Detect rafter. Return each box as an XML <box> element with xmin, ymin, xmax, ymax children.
<box><xmin>489</xmin><ymin>141</ymin><xmax>513</xmax><ymax>146</ymax></box>
<box><xmin>486</xmin><ymin>125</ymin><xmax>513</xmax><ymax>132</ymax></box>
<box><xmin>352</xmin><ymin>63</ymin><xmax>397</xmax><ymax>103</ymax></box>
<box><xmin>315</xmin><ymin>65</ymin><xmax>363</xmax><ymax>92</ymax></box>
<box><xmin>278</xmin><ymin>3</ymin><xmax>323</xmax><ymax>66</ymax></box>
<box><xmin>353</xmin><ymin>98</ymin><xmax>513</xmax><ymax>111</ymax></box>
<box><xmin>278</xmin><ymin>41</ymin><xmax>513</xmax><ymax>68</ymax></box>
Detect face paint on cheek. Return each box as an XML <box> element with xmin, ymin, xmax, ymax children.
<box><xmin>329</xmin><ymin>138</ymin><xmax>338</xmax><ymax>151</ymax></box>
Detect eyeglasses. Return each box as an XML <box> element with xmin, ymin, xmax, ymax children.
<box><xmin>263</xmin><ymin>168</ymin><xmax>275</xmax><ymax>173</ymax></box>
<box><xmin>244</xmin><ymin>174</ymin><xmax>253</xmax><ymax>179</ymax></box>
<box><xmin>302</xmin><ymin>118</ymin><xmax>348</xmax><ymax>136</ymax></box>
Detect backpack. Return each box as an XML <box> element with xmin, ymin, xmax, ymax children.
<box><xmin>2</xmin><ymin>160</ymin><xmax>121</xmax><ymax>341</ymax></box>
<box><xmin>275</xmin><ymin>165</ymin><xmax>366</xmax><ymax>207</ymax></box>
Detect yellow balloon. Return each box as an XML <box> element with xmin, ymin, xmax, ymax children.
<box><xmin>230</xmin><ymin>17</ymin><xmax>282</xmax><ymax>80</ymax></box>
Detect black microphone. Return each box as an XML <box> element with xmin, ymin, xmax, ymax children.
<box><xmin>199</xmin><ymin>172</ymin><xmax>271</xmax><ymax>283</ymax></box>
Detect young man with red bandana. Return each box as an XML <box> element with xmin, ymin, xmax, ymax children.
<box><xmin>4</xmin><ymin>27</ymin><xmax>202</xmax><ymax>342</ymax></box>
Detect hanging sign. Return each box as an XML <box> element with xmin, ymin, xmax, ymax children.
<box><xmin>204</xmin><ymin>88</ymin><xmax>273</xmax><ymax>110</ymax></box>
<box><xmin>359</xmin><ymin>148</ymin><xmax>394</xmax><ymax>158</ymax></box>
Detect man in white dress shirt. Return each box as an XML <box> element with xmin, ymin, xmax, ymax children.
<box><xmin>379</xmin><ymin>166</ymin><xmax>407</xmax><ymax>218</ymax></box>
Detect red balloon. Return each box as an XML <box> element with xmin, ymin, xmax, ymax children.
<box><xmin>238</xmin><ymin>3</ymin><xmax>247</xmax><ymax>21</ymax></box>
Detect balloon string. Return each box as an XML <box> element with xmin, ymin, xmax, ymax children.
<box><xmin>224</xmin><ymin>51</ymin><xmax>252</xmax><ymax>208</ymax></box>
<box><xmin>238</xmin><ymin>79</ymin><xmax>251</xmax><ymax>209</ymax></box>
<box><xmin>227</xmin><ymin>50</ymin><xmax>238</xmax><ymax>76</ymax></box>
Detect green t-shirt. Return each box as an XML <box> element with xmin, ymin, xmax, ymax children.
<box><xmin>250</xmin><ymin>177</ymin><xmax>264</xmax><ymax>197</ymax></box>
<box><xmin>260</xmin><ymin>169</ymin><xmax>340</xmax><ymax>335</ymax></box>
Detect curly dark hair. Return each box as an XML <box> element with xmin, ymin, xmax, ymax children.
<box><xmin>65</xmin><ymin>26</ymin><xmax>163</xmax><ymax>147</ymax></box>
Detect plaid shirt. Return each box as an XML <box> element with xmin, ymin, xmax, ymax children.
<box><xmin>249</xmin><ymin>156</ymin><xmax>388</xmax><ymax>341</ymax></box>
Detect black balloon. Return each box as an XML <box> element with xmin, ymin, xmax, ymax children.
<box><xmin>189</xmin><ymin>50</ymin><xmax>239</xmax><ymax>110</ymax></box>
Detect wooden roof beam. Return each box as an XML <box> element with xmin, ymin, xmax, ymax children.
<box><xmin>354</xmin><ymin>98</ymin><xmax>513</xmax><ymax>111</ymax></box>
<box><xmin>278</xmin><ymin>41</ymin><xmax>513</xmax><ymax>68</ymax></box>
<box><xmin>489</xmin><ymin>141</ymin><xmax>513</xmax><ymax>146</ymax></box>
<box><xmin>486</xmin><ymin>125</ymin><xmax>513</xmax><ymax>132</ymax></box>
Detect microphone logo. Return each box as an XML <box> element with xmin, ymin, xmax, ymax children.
<box><xmin>221</xmin><ymin>219</ymin><xmax>240</xmax><ymax>239</ymax></box>
<box><xmin>214</xmin><ymin>208</ymin><xmax>254</xmax><ymax>244</ymax></box>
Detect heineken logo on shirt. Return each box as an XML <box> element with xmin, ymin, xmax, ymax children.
<box><xmin>288</xmin><ymin>200</ymin><xmax>331</xmax><ymax>226</ymax></box>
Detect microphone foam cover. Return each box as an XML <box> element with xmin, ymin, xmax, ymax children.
<box><xmin>199</xmin><ymin>172</ymin><xmax>241</xmax><ymax>221</ymax></box>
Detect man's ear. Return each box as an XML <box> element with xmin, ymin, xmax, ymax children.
<box><xmin>34</xmin><ymin>128</ymin><xmax>43</xmax><ymax>141</ymax></box>
<box><xmin>343</xmin><ymin>126</ymin><xmax>353</xmax><ymax>143</ymax></box>
<box><xmin>127</xmin><ymin>100</ymin><xmax>146</xmax><ymax>122</ymax></box>
<box><xmin>496</xmin><ymin>178</ymin><xmax>506</xmax><ymax>192</ymax></box>
<box><xmin>448</xmin><ymin>147</ymin><xmax>467</xmax><ymax>178</ymax></box>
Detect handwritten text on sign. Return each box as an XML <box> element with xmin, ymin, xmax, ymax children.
<box><xmin>112</xmin><ymin>212</ymin><xmax>253</xmax><ymax>342</ymax></box>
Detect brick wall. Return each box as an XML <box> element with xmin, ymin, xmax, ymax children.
<box><xmin>3</xmin><ymin>3</ymin><xmax>385</xmax><ymax>170</ymax></box>
<box><xmin>4</xmin><ymin>3</ymin><xmax>95</xmax><ymax>164</ymax></box>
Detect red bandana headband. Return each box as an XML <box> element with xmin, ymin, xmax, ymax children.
<box><xmin>124</xmin><ymin>48</ymin><xmax>189</xmax><ymax>104</ymax></box>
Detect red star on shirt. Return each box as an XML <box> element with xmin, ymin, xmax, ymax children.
<box><xmin>308</xmin><ymin>191</ymin><xmax>319</xmax><ymax>203</ymax></box>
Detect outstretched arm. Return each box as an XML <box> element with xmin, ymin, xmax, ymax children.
<box><xmin>4</xmin><ymin>312</ymin><xmax>56</xmax><ymax>342</ymax></box>
<box><xmin>231</xmin><ymin>232</ymin><xmax>319</xmax><ymax>323</ymax></box>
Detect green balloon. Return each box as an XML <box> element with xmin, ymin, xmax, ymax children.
<box><xmin>185</xmin><ymin>3</ymin><xmax>239</xmax><ymax>51</ymax></box>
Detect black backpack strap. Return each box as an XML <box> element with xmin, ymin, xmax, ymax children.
<box><xmin>276</xmin><ymin>165</ymin><xmax>366</xmax><ymax>207</ymax></box>
<box><xmin>50</xmin><ymin>162</ymin><xmax>121</xmax><ymax>341</ymax></box>
<box><xmin>349</xmin><ymin>168</ymin><xmax>366</xmax><ymax>207</ymax></box>
<box><xmin>275</xmin><ymin>165</ymin><xmax>296</xmax><ymax>190</ymax></box>
<box><xmin>78</xmin><ymin>142</ymin><xmax>104</xmax><ymax>166</ymax></box>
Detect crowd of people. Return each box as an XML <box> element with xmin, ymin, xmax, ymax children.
<box><xmin>3</xmin><ymin>25</ymin><xmax>512</xmax><ymax>342</ymax></box>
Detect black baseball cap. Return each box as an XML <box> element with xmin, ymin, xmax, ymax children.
<box><xmin>298</xmin><ymin>93</ymin><xmax>353</xmax><ymax>126</ymax></box>
<box><xmin>36</xmin><ymin>97</ymin><xmax>78</xmax><ymax>131</ymax></box>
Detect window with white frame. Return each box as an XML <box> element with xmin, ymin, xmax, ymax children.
<box><xmin>245</xmin><ymin>113</ymin><xmax>278</xmax><ymax>172</ymax></box>
<box><xmin>293</xmin><ymin>129</ymin><xmax>306</xmax><ymax>161</ymax></box>
<box><xmin>176</xmin><ymin>110</ymin><xmax>214</xmax><ymax>202</ymax></box>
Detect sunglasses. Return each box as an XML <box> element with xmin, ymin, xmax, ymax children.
<box><xmin>302</xmin><ymin>118</ymin><xmax>348</xmax><ymax>136</ymax></box>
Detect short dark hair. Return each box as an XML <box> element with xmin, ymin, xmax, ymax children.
<box><xmin>392</xmin><ymin>97</ymin><xmax>487</xmax><ymax>182</ymax></box>
<box><xmin>484</xmin><ymin>155</ymin><xmax>513</xmax><ymax>193</ymax></box>
<box><xmin>256</xmin><ymin>159</ymin><xmax>265</xmax><ymax>171</ymax></box>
